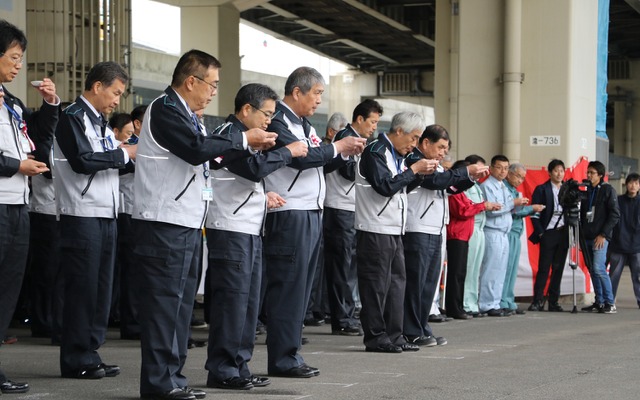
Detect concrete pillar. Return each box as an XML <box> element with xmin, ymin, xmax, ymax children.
<box><xmin>435</xmin><ymin>0</ymin><xmax>599</xmax><ymax>167</ymax></box>
<box><xmin>502</xmin><ymin>0</ymin><xmax>522</xmax><ymax>162</ymax></box>
<box><xmin>180</xmin><ymin>3</ymin><xmax>240</xmax><ymax>117</ymax></box>
<box><xmin>520</xmin><ymin>0</ymin><xmax>598</xmax><ymax>166</ymax></box>
<box><xmin>435</xmin><ymin>0</ymin><xmax>457</xmax><ymax>159</ymax></box>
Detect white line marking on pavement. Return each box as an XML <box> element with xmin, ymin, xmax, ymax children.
<box><xmin>459</xmin><ymin>349</ymin><xmax>495</xmax><ymax>353</ymax></box>
<box><xmin>362</xmin><ymin>372</ymin><xmax>406</xmax><ymax>378</ymax></box>
<box><xmin>299</xmin><ymin>382</ymin><xmax>360</xmax><ymax>388</ymax></box>
<box><xmin>413</xmin><ymin>355</ymin><xmax>465</xmax><ymax>360</ymax></box>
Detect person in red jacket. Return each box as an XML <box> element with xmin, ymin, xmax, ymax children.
<box><xmin>445</xmin><ymin>160</ymin><xmax>501</xmax><ymax>319</ymax></box>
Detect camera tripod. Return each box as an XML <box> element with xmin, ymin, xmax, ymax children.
<box><xmin>567</xmin><ymin>221</ymin><xmax>580</xmax><ymax>314</ymax></box>
<box><xmin>565</xmin><ymin>203</ymin><xmax>591</xmax><ymax>314</ymax></box>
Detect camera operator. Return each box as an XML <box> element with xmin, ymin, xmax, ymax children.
<box><xmin>527</xmin><ymin>159</ymin><xmax>569</xmax><ymax>312</ymax></box>
<box><xmin>580</xmin><ymin>161</ymin><xmax>620</xmax><ymax>314</ymax></box>
<box><xmin>608</xmin><ymin>172</ymin><xmax>640</xmax><ymax>308</ymax></box>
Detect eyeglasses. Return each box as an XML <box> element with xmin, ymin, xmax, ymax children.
<box><xmin>250</xmin><ymin>104</ymin><xmax>274</xmax><ymax>119</ymax></box>
<box><xmin>193</xmin><ymin>75</ymin><xmax>218</xmax><ymax>91</ymax></box>
<box><xmin>1</xmin><ymin>53</ymin><xmax>24</xmax><ymax>66</ymax></box>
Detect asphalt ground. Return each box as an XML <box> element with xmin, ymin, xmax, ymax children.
<box><xmin>2</xmin><ymin>272</ymin><xmax>639</xmax><ymax>400</ymax></box>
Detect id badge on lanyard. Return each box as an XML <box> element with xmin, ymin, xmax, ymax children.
<box><xmin>5</xmin><ymin>103</ymin><xmax>35</xmax><ymax>153</ymax></box>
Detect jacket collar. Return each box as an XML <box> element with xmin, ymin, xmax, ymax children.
<box><xmin>76</xmin><ymin>96</ymin><xmax>106</xmax><ymax>128</ymax></box>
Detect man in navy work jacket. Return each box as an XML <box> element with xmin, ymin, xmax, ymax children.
<box><xmin>131</xmin><ymin>50</ymin><xmax>276</xmax><ymax>400</ymax></box>
<box><xmin>355</xmin><ymin>111</ymin><xmax>438</xmax><ymax>353</ymax></box>
<box><xmin>0</xmin><ymin>19</ymin><xmax>59</xmax><ymax>395</ymax></box>
<box><xmin>323</xmin><ymin>99</ymin><xmax>383</xmax><ymax>336</ymax></box>
<box><xmin>262</xmin><ymin>66</ymin><xmax>366</xmax><ymax>378</ymax></box>
<box><xmin>403</xmin><ymin>124</ymin><xmax>486</xmax><ymax>348</ymax></box>
<box><xmin>204</xmin><ymin>83</ymin><xmax>308</xmax><ymax>390</ymax></box>
<box><xmin>54</xmin><ymin>61</ymin><xmax>134</xmax><ymax>381</ymax></box>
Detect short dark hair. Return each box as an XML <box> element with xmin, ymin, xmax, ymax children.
<box><xmin>171</xmin><ymin>49</ymin><xmax>221</xmax><ymax>87</ymax></box>
<box><xmin>109</xmin><ymin>112</ymin><xmax>132</xmax><ymax>131</ymax></box>
<box><xmin>284</xmin><ymin>67</ymin><xmax>324</xmax><ymax>96</ymax></box>
<box><xmin>419</xmin><ymin>124</ymin><xmax>450</xmax><ymax>145</ymax></box>
<box><xmin>0</xmin><ymin>20</ymin><xmax>27</xmax><ymax>54</ymax></box>
<box><xmin>451</xmin><ymin>160</ymin><xmax>470</xmax><ymax>170</ymax></box>
<box><xmin>626</xmin><ymin>172</ymin><xmax>640</xmax><ymax>186</ymax></box>
<box><xmin>491</xmin><ymin>154</ymin><xmax>509</xmax><ymax>165</ymax></box>
<box><xmin>588</xmin><ymin>160</ymin><xmax>606</xmax><ymax>177</ymax></box>
<box><xmin>465</xmin><ymin>154</ymin><xmax>486</xmax><ymax>164</ymax></box>
<box><xmin>84</xmin><ymin>61</ymin><xmax>129</xmax><ymax>91</ymax></box>
<box><xmin>234</xmin><ymin>83</ymin><xmax>278</xmax><ymax>113</ymax></box>
<box><xmin>352</xmin><ymin>99</ymin><xmax>383</xmax><ymax>122</ymax></box>
<box><xmin>130</xmin><ymin>105</ymin><xmax>147</xmax><ymax>123</ymax></box>
<box><xmin>548</xmin><ymin>159</ymin><xmax>565</xmax><ymax>172</ymax></box>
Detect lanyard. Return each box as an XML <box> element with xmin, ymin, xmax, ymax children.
<box><xmin>588</xmin><ymin>185</ymin><xmax>598</xmax><ymax>210</ymax></box>
<box><xmin>91</xmin><ymin>116</ymin><xmax>114</xmax><ymax>152</ymax></box>
<box><xmin>190</xmin><ymin>112</ymin><xmax>210</xmax><ymax>186</ymax></box>
<box><xmin>5</xmin><ymin>102</ymin><xmax>35</xmax><ymax>152</ymax></box>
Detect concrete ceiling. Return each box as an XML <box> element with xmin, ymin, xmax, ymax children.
<box><xmin>240</xmin><ymin>0</ymin><xmax>436</xmax><ymax>72</ymax></box>
<box><xmin>158</xmin><ymin>0</ymin><xmax>640</xmax><ymax>71</ymax></box>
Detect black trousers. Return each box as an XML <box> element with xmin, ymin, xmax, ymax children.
<box><xmin>445</xmin><ymin>239</ymin><xmax>469</xmax><ymax>316</ymax></box>
<box><xmin>28</xmin><ymin>212</ymin><xmax>62</xmax><ymax>338</ymax></box>
<box><xmin>402</xmin><ymin>232</ymin><xmax>441</xmax><ymax>338</ymax></box>
<box><xmin>323</xmin><ymin>207</ymin><xmax>358</xmax><ymax>330</ymax></box>
<box><xmin>533</xmin><ymin>228</ymin><xmax>569</xmax><ymax>304</ymax></box>
<box><xmin>116</xmin><ymin>213</ymin><xmax>140</xmax><ymax>338</ymax></box>
<box><xmin>357</xmin><ymin>231</ymin><xmax>406</xmax><ymax>348</ymax></box>
<box><xmin>205</xmin><ymin>230</ymin><xmax>261</xmax><ymax>381</ymax></box>
<box><xmin>263</xmin><ymin>210</ymin><xmax>321</xmax><ymax>373</ymax></box>
<box><xmin>59</xmin><ymin>215</ymin><xmax>116</xmax><ymax>374</ymax></box>
<box><xmin>132</xmin><ymin>220</ymin><xmax>200</xmax><ymax>395</ymax></box>
<box><xmin>0</xmin><ymin>205</ymin><xmax>29</xmax><ymax>383</ymax></box>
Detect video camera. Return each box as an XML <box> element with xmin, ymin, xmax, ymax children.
<box><xmin>558</xmin><ymin>178</ymin><xmax>589</xmax><ymax>227</ymax></box>
<box><xmin>558</xmin><ymin>179</ymin><xmax>589</xmax><ymax>208</ymax></box>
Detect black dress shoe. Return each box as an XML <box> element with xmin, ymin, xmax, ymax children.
<box><xmin>365</xmin><ymin>343</ymin><xmax>402</xmax><ymax>353</ymax></box>
<box><xmin>0</xmin><ymin>380</ymin><xmax>29</xmax><ymax>394</ymax></box>
<box><xmin>187</xmin><ymin>338</ymin><xmax>207</xmax><ymax>349</ymax></box>
<box><xmin>468</xmin><ymin>311</ymin><xmax>486</xmax><ymax>318</ymax></box>
<box><xmin>548</xmin><ymin>303</ymin><xmax>563</xmax><ymax>312</ymax></box>
<box><xmin>249</xmin><ymin>375</ymin><xmax>271</xmax><ymax>387</ymax></box>
<box><xmin>485</xmin><ymin>308</ymin><xmax>505</xmax><ymax>317</ymax></box>
<box><xmin>428</xmin><ymin>314</ymin><xmax>448</xmax><ymax>323</ymax></box>
<box><xmin>182</xmin><ymin>387</ymin><xmax>206</xmax><ymax>399</ymax></box>
<box><xmin>303</xmin><ymin>317</ymin><xmax>325</xmax><ymax>326</ymax></box>
<box><xmin>141</xmin><ymin>388</ymin><xmax>196</xmax><ymax>400</ymax></box>
<box><xmin>528</xmin><ymin>301</ymin><xmax>543</xmax><ymax>311</ymax></box>
<box><xmin>332</xmin><ymin>326</ymin><xmax>362</xmax><ymax>336</ymax></box>
<box><xmin>207</xmin><ymin>376</ymin><xmax>253</xmax><ymax>390</ymax></box>
<box><xmin>515</xmin><ymin>308</ymin><xmax>526</xmax><ymax>315</ymax></box>
<box><xmin>270</xmin><ymin>364</ymin><xmax>317</xmax><ymax>378</ymax></box>
<box><xmin>98</xmin><ymin>363</ymin><xmax>120</xmax><ymax>377</ymax></box>
<box><xmin>502</xmin><ymin>308</ymin><xmax>515</xmax><ymax>316</ymax></box>
<box><xmin>62</xmin><ymin>366</ymin><xmax>106</xmax><ymax>379</ymax></box>
<box><xmin>451</xmin><ymin>313</ymin><xmax>473</xmax><ymax>320</ymax></box>
<box><xmin>399</xmin><ymin>343</ymin><xmax>420</xmax><ymax>352</ymax></box>
<box><xmin>300</xmin><ymin>363</ymin><xmax>320</xmax><ymax>376</ymax></box>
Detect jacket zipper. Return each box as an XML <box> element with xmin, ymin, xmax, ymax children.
<box><xmin>175</xmin><ymin>173</ymin><xmax>196</xmax><ymax>201</ymax></box>
<box><xmin>377</xmin><ymin>197</ymin><xmax>392</xmax><ymax>217</ymax></box>
<box><xmin>419</xmin><ymin>200</ymin><xmax>434</xmax><ymax>219</ymax></box>
<box><xmin>81</xmin><ymin>173</ymin><xmax>96</xmax><ymax>197</ymax></box>
<box><xmin>345</xmin><ymin>182</ymin><xmax>355</xmax><ymax>195</ymax></box>
<box><xmin>287</xmin><ymin>170</ymin><xmax>302</xmax><ymax>192</ymax></box>
<box><xmin>233</xmin><ymin>191</ymin><xmax>253</xmax><ymax>214</ymax></box>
